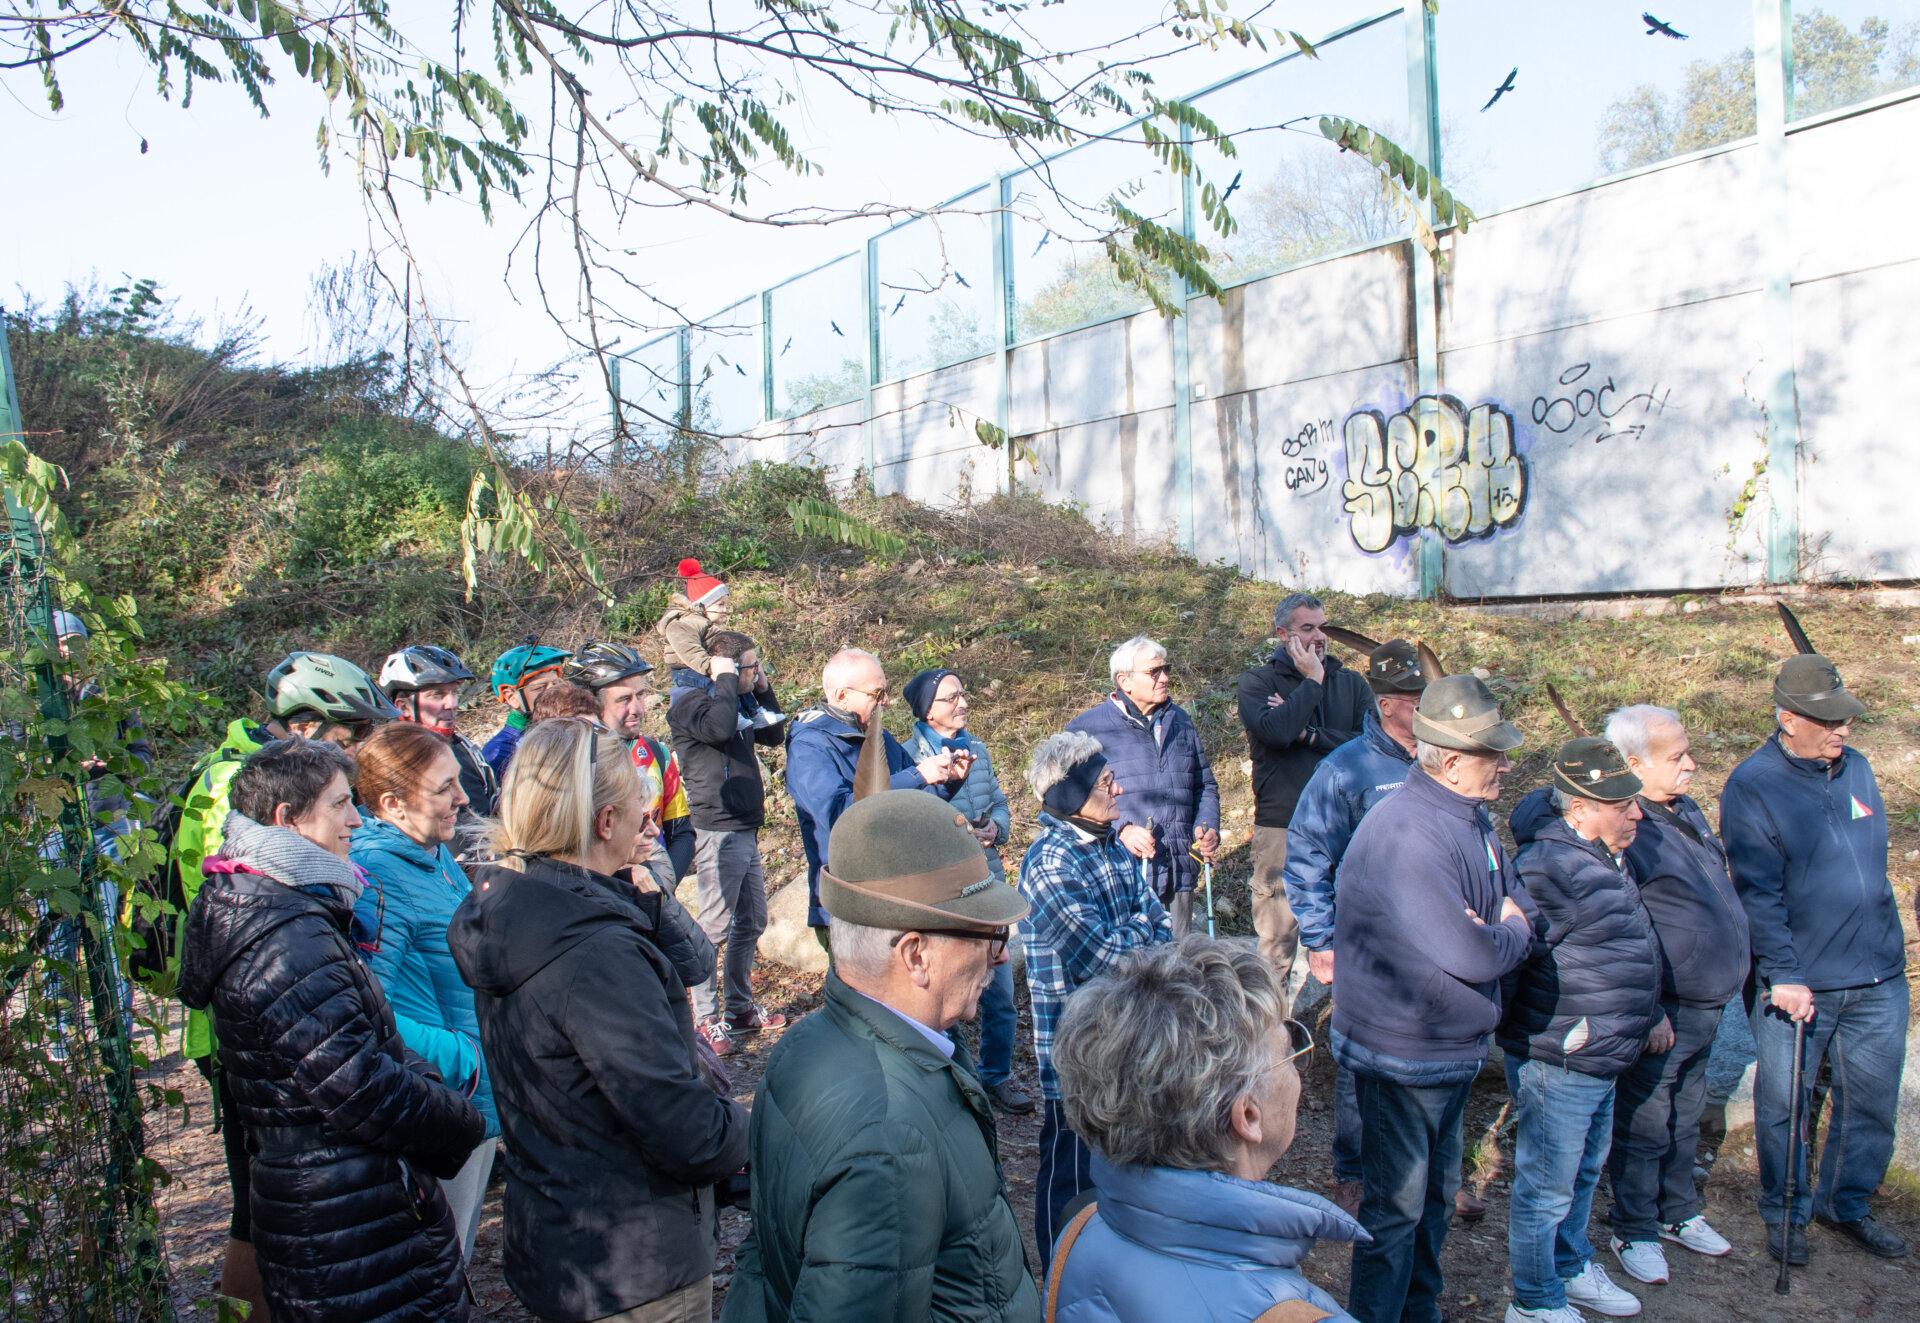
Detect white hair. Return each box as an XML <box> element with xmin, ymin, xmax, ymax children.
<box><xmin>827</xmin><ymin>915</ymin><xmax>905</xmax><ymax>981</ymax></box>
<box><xmin>1414</xmin><ymin>739</ymin><xmax>1451</xmax><ymax>773</ymax></box>
<box><xmin>1604</xmin><ymin>705</ymin><xmax>1682</xmax><ymax>763</ymax></box>
<box><xmin>1027</xmin><ymin>730</ymin><xmax>1105</xmax><ymax>800</ymax></box>
<box><xmin>1109</xmin><ymin>635</ymin><xmax>1167</xmax><ymax>683</ymax></box>
<box><xmin>1550</xmin><ymin>786</ymin><xmax>1574</xmax><ymax>814</ymax></box>
<box><xmin>822</xmin><ymin>647</ymin><xmax>880</xmax><ymax>693</ymax></box>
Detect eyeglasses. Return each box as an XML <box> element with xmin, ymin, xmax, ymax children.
<box><xmin>337</xmin><ymin>721</ymin><xmax>375</xmax><ymax>744</ymax></box>
<box><xmin>931</xmin><ymin>689</ymin><xmax>968</xmax><ymax>706</ymax></box>
<box><xmin>1128</xmin><ymin>664</ymin><xmax>1170</xmax><ymax>679</ymax></box>
<box><xmin>891</xmin><ymin>926</ymin><xmax>1012</xmax><ymax>961</ymax></box>
<box><xmin>845</xmin><ymin>685</ymin><xmax>890</xmax><ymax>702</ymax></box>
<box><xmin>1092</xmin><ymin>771</ymin><xmax>1117</xmax><ymax>793</ymax></box>
<box><xmin>1263</xmin><ymin>1018</ymin><xmax>1315</xmax><ymax>1072</ymax></box>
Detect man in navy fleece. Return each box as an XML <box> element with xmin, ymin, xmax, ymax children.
<box><xmin>1332</xmin><ymin>674</ymin><xmax>1534</xmax><ymax>1323</ymax></box>
<box><xmin>1722</xmin><ymin>654</ymin><xmax>1909</xmax><ymax>1265</ymax></box>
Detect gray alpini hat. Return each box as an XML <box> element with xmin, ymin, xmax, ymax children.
<box><xmin>821</xmin><ymin>790</ymin><xmax>1030</xmax><ymax>932</ymax></box>
<box><xmin>1550</xmin><ymin>737</ymin><xmax>1643</xmax><ymax>803</ymax></box>
<box><xmin>1773</xmin><ymin>653</ymin><xmax>1866</xmax><ymax>723</ymax></box>
<box><xmin>1412</xmin><ymin>674</ymin><xmax>1525</xmax><ymax>754</ymax></box>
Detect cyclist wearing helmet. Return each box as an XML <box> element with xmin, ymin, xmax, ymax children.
<box><xmin>483</xmin><ymin>638</ymin><xmax>571</xmax><ymax>779</ymax></box>
<box><xmin>165</xmin><ymin>651</ymin><xmax>396</xmax><ymax>1323</ymax></box>
<box><xmin>379</xmin><ymin>645</ymin><xmax>499</xmax><ymax>819</ymax></box>
<box><xmin>562</xmin><ymin>641</ymin><xmax>697</xmax><ymax>881</ymax></box>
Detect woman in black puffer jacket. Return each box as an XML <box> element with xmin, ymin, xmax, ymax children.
<box><xmin>179</xmin><ymin>738</ymin><xmax>485</xmax><ymax>1323</ymax></box>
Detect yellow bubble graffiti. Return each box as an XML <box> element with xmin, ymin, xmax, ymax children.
<box><xmin>1341</xmin><ymin>395</ymin><xmax>1526</xmax><ymax>554</ymax></box>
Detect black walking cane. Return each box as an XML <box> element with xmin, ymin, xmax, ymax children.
<box><xmin>1776</xmin><ymin>1014</ymin><xmax>1807</xmax><ymax>1295</ymax></box>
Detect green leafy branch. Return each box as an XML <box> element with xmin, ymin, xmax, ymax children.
<box><xmin>787</xmin><ymin>496</ymin><xmax>910</xmax><ymax>560</ymax></box>
<box><xmin>460</xmin><ymin>461</ymin><xmax>613</xmax><ymax>601</ymax></box>
<box><xmin>1317</xmin><ymin>116</ymin><xmax>1476</xmax><ymax>261</ymax></box>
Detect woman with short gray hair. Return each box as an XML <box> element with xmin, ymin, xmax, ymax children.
<box><xmin>1046</xmin><ymin>936</ymin><xmax>1365</xmax><ymax>1321</ymax></box>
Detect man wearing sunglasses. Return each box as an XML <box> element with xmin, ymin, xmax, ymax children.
<box><xmin>1722</xmin><ymin>655</ymin><xmax>1908</xmax><ymax>1265</ymax></box>
<box><xmin>1066</xmin><ymin>636</ymin><xmax>1220</xmax><ymax>937</ymax></box>
<box><xmin>787</xmin><ymin>648</ymin><xmax>964</xmax><ymax>948</ymax></box>
<box><xmin>723</xmin><ymin>790</ymin><xmax>1037</xmax><ymax>1323</ymax></box>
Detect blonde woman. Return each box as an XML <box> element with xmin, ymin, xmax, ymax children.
<box><xmin>448</xmin><ymin>718</ymin><xmax>744</xmax><ymax>1323</ymax></box>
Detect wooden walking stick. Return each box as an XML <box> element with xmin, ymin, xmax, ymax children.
<box><xmin>1777</xmin><ymin>1013</ymin><xmax>1806</xmax><ymax>1294</ymax></box>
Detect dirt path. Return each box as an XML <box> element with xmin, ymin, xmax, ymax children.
<box><xmin>148</xmin><ymin>962</ymin><xmax>1919</xmax><ymax>1323</ymax></box>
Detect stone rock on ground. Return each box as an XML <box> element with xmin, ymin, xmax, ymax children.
<box><xmin>679</xmin><ymin>871</ymin><xmax>830</xmax><ymax>975</ymax></box>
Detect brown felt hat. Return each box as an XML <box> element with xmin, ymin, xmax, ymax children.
<box><xmin>1412</xmin><ymin>674</ymin><xmax>1524</xmax><ymax>753</ymax></box>
<box><xmin>1365</xmin><ymin>640</ymin><xmax>1428</xmax><ymax>696</ymax></box>
<box><xmin>821</xmin><ymin>790</ymin><xmax>1030</xmax><ymax>932</ymax></box>
<box><xmin>1773</xmin><ymin>653</ymin><xmax>1866</xmax><ymax>723</ymax></box>
<box><xmin>1550</xmin><ymin>737</ymin><xmax>1643</xmax><ymax>803</ymax></box>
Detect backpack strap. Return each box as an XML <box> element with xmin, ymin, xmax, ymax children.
<box><xmin>1251</xmin><ymin>1302</ymin><xmax>1331</xmax><ymax>1323</ymax></box>
<box><xmin>1042</xmin><ymin>1202</ymin><xmax>1100</xmax><ymax>1323</ymax></box>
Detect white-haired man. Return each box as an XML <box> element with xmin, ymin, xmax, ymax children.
<box><xmin>787</xmin><ymin>648</ymin><xmax>965</xmax><ymax>946</ymax></box>
<box><xmin>1238</xmin><ymin>592</ymin><xmax>1371</xmax><ymax>978</ymax></box>
<box><xmin>1020</xmin><ymin>730</ymin><xmax>1174</xmax><ymax>1271</ymax></box>
<box><xmin>1598</xmin><ymin>705</ymin><xmax>1746</xmax><ymax>1286</ymax></box>
<box><xmin>1066</xmin><ymin>636</ymin><xmax>1219</xmax><ymax>935</ymax></box>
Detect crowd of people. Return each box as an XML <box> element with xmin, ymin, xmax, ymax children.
<box><xmin>110</xmin><ymin>558</ymin><xmax>1908</xmax><ymax>1323</ymax></box>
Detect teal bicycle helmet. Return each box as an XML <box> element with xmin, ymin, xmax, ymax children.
<box><xmin>492</xmin><ymin>637</ymin><xmax>573</xmax><ymax>701</ymax></box>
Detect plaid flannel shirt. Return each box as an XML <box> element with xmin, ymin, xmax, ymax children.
<box><xmin>1020</xmin><ymin>813</ymin><xmax>1173</xmax><ymax>1099</ymax></box>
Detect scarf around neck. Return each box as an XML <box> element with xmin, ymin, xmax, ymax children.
<box><xmin>220</xmin><ymin>811</ymin><xmax>365</xmax><ymax>900</ymax></box>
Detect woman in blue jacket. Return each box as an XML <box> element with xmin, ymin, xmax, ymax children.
<box><xmin>350</xmin><ymin>721</ymin><xmax>498</xmax><ymax>1260</ymax></box>
<box><xmin>902</xmin><ymin>668</ymin><xmax>1032</xmax><ymax>1115</ymax></box>
<box><xmin>1047</xmin><ymin>935</ymin><xmax>1365</xmax><ymax>1321</ymax></box>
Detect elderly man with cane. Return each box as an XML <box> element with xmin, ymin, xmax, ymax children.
<box><xmin>1331</xmin><ymin>674</ymin><xmax>1533</xmax><ymax>1323</ymax></box>
<box><xmin>1722</xmin><ymin>653</ymin><xmax>1909</xmax><ymax>1266</ymax></box>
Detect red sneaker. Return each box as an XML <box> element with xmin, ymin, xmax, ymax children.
<box><xmin>724</xmin><ymin>1006</ymin><xmax>789</xmax><ymax>1036</ymax></box>
<box><xmin>697</xmin><ymin>1017</ymin><xmax>738</xmax><ymax>1057</ymax></box>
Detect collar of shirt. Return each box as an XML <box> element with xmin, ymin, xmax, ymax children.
<box><xmin>849</xmin><ymin>986</ymin><xmax>954</xmax><ymax>1058</ymax></box>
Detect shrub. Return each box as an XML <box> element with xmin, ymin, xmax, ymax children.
<box><xmin>291</xmin><ymin>422</ymin><xmax>477</xmax><ymax>568</ymax></box>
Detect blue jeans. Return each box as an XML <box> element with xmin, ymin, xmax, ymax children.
<box><xmin>1334</xmin><ymin>1065</ymin><xmax>1363</xmax><ymax>1184</ymax></box>
<box><xmin>1035</xmin><ymin>1098</ymin><xmax>1094</xmax><ymax>1276</ymax></box>
<box><xmin>976</xmin><ymin>958</ymin><xmax>1016</xmax><ymax>1087</ymax></box>
<box><xmin>1348</xmin><ymin>1074</ymin><xmax>1470</xmax><ymax>1323</ymax></box>
<box><xmin>1750</xmin><ymin>977</ymin><xmax>1909</xmax><ymax>1225</ymax></box>
<box><xmin>1505</xmin><ymin>1057</ymin><xmax>1615</xmax><ymax>1309</ymax></box>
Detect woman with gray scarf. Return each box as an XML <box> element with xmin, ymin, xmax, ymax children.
<box><xmin>179</xmin><ymin>738</ymin><xmax>485</xmax><ymax>1323</ymax></box>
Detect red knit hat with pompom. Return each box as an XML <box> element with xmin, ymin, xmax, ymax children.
<box><xmin>677</xmin><ymin>558</ymin><xmax>728</xmax><ymax>608</ymax></box>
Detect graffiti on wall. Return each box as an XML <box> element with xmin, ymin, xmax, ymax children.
<box><xmin>1281</xmin><ymin>416</ymin><xmax>1335</xmax><ymax>497</ymax></box>
<box><xmin>1341</xmin><ymin>395</ymin><xmax>1526</xmax><ymax>554</ymax></box>
<box><xmin>1530</xmin><ymin>362</ymin><xmax>1672</xmax><ymax>445</ymax></box>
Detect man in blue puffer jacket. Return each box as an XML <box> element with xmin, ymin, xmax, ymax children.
<box><xmin>1066</xmin><ymin>635</ymin><xmax>1220</xmax><ymax>935</ymax></box>
<box><xmin>1721</xmin><ymin>654</ymin><xmax>1909</xmax><ymax>1265</ymax></box>
<box><xmin>1282</xmin><ymin>638</ymin><xmax>1425</xmax><ymax>1217</ymax></box>
<box><xmin>1501</xmin><ymin>739</ymin><xmax>1666</xmax><ymax>1323</ymax></box>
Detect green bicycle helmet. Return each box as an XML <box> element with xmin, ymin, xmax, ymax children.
<box><xmin>492</xmin><ymin>637</ymin><xmax>573</xmax><ymax>701</ymax></box>
<box><xmin>561</xmin><ymin>640</ymin><xmax>655</xmax><ymax>691</ymax></box>
<box><xmin>265</xmin><ymin>652</ymin><xmax>400</xmax><ymax>725</ymax></box>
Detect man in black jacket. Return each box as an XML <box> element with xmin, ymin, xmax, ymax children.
<box><xmin>669</xmin><ymin>629</ymin><xmax>789</xmax><ymax>1057</ymax></box>
<box><xmin>1237</xmin><ymin>592</ymin><xmax>1371</xmax><ymax>980</ymax></box>
<box><xmin>1501</xmin><ymin>739</ymin><xmax>1667</xmax><ymax>1323</ymax></box>
<box><xmin>1601</xmin><ymin>705</ymin><xmax>1746</xmax><ymax>1285</ymax></box>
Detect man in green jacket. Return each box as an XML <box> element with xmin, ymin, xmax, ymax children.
<box><xmin>722</xmin><ymin>770</ymin><xmax>1039</xmax><ymax>1323</ymax></box>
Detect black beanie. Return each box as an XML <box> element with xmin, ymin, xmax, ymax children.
<box><xmin>903</xmin><ymin>668</ymin><xmax>959</xmax><ymax>722</ymax></box>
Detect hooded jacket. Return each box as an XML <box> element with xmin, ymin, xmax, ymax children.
<box><xmin>1237</xmin><ymin>649</ymin><xmax>1371</xmax><ymax>829</ymax></box>
<box><xmin>1720</xmin><ymin>732</ymin><xmax>1905</xmax><ymax>994</ymax></box>
<box><xmin>668</xmin><ymin>671</ymin><xmax>786</xmax><ymax>832</ymax></box>
<box><xmin>720</xmin><ymin>973</ymin><xmax>1040</xmax><ymax>1323</ymax></box>
<box><xmin>1050</xmin><ymin>1155</ymin><xmax>1365</xmax><ymax>1323</ymax></box>
<box><xmin>1330</xmin><ymin>766</ymin><xmax>1533</xmax><ymax>1083</ymax></box>
<box><xmin>1621</xmin><ymin>792</ymin><xmax>1751</xmax><ymax>1010</ymax></box>
<box><xmin>178</xmin><ymin>813</ymin><xmax>484</xmax><ymax>1323</ymax></box>
<box><xmin>350</xmin><ymin>817</ymin><xmax>496</xmax><ymax>1136</ymax></box>
<box><xmin>1499</xmin><ymin>791</ymin><xmax>1664</xmax><ymax>1079</ymax></box>
<box><xmin>1281</xmin><ymin>708</ymin><xmax>1413</xmax><ymax>953</ymax></box>
<box><xmin>657</xmin><ymin>595</ymin><xmax>718</xmax><ymax>673</ymax></box>
<box><xmin>904</xmin><ymin>721</ymin><xmax>1012</xmax><ymax>878</ymax></box>
<box><xmin>1065</xmin><ymin>694</ymin><xmax>1220</xmax><ymax>897</ymax></box>
<box><xmin>449</xmin><ymin>854</ymin><xmax>747</xmax><ymax>1322</ymax></box>
<box><xmin>786</xmin><ymin>705</ymin><xmax>951</xmax><ymax>927</ymax></box>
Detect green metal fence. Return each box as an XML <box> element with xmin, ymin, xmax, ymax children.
<box><xmin>0</xmin><ymin>324</ymin><xmax>172</xmax><ymax>1320</ymax></box>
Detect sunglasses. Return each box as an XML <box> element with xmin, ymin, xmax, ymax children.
<box><xmin>892</xmin><ymin>926</ymin><xmax>1013</xmax><ymax>961</ymax></box>
<box><xmin>1129</xmin><ymin>664</ymin><xmax>1171</xmax><ymax>679</ymax></box>
<box><xmin>846</xmin><ymin>685</ymin><xmax>891</xmax><ymax>702</ymax></box>
<box><xmin>1267</xmin><ymin>1017</ymin><xmax>1315</xmax><ymax>1070</ymax></box>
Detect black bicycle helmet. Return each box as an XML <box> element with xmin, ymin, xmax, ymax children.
<box><xmin>560</xmin><ymin>640</ymin><xmax>655</xmax><ymax>690</ymax></box>
<box><xmin>379</xmin><ymin>645</ymin><xmax>477</xmax><ymax>697</ymax></box>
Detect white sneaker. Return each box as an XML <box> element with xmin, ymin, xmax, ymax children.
<box><xmin>1660</xmin><ymin>1214</ymin><xmax>1732</xmax><ymax>1257</ymax></box>
<box><xmin>1608</xmin><ymin>1236</ymin><xmax>1670</xmax><ymax>1284</ymax></box>
<box><xmin>1562</xmin><ymin>1260</ymin><xmax>1642</xmax><ymax>1317</ymax></box>
<box><xmin>1505</xmin><ymin>1304</ymin><xmax>1587</xmax><ymax>1323</ymax></box>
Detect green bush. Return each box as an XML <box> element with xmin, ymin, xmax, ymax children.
<box><xmin>291</xmin><ymin>422</ymin><xmax>477</xmax><ymax>568</ymax></box>
<box><xmin>718</xmin><ymin>461</ymin><xmax>831</xmax><ymax>530</ymax></box>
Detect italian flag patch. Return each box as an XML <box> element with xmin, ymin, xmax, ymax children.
<box><xmin>1487</xmin><ymin>838</ymin><xmax>1500</xmax><ymax>871</ymax></box>
<box><xmin>1851</xmin><ymin>795</ymin><xmax>1874</xmax><ymax>820</ymax></box>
